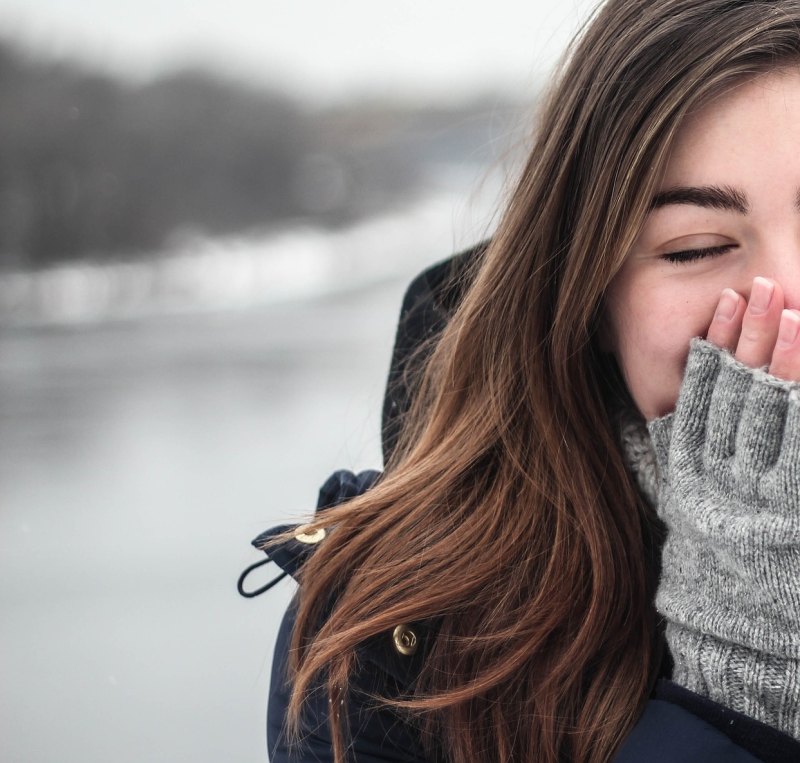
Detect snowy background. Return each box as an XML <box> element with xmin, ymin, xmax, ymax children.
<box><xmin>0</xmin><ymin>1</ymin><xmax>596</xmax><ymax>761</ymax></box>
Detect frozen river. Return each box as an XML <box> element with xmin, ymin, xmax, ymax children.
<box><xmin>0</xmin><ymin>272</ymin><xmax>430</xmax><ymax>763</ymax></box>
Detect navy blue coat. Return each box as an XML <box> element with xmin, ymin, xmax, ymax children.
<box><xmin>248</xmin><ymin>473</ymin><xmax>800</xmax><ymax>763</ymax></box>
<box><xmin>241</xmin><ymin>249</ymin><xmax>800</xmax><ymax>763</ymax></box>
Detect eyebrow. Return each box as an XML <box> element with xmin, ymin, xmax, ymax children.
<box><xmin>650</xmin><ymin>184</ymin><xmax>749</xmax><ymax>214</ymax></box>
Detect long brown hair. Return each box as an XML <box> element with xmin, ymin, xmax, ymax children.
<box><xmin>284</xmin><ymin>2</ymin><xmax>800</xmax><ymax>761</ymax></box>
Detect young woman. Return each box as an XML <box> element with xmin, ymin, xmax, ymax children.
<box><xmin>244</xmin><ymin>0</ymin><xmax>800</xmax><ymax>760</ymax></box>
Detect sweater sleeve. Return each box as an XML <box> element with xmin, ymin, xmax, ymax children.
<box><xmin>647</xmin><ymin>338</ymin><xmax>800</xmax><ymax>742</ymax></box>
<box><xmin>267</xmin><ymin>597</ymin><xmax>436</xmax><ymax>763</ymax></box>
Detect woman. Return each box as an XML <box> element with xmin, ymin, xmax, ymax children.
<box><xmin>245</xmin><ymin>0</ymin><xmax>800</xmax><ymax>760</ymax></box>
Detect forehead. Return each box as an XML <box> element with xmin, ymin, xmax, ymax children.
<box><xmin>662</xmin><ymin>68</ymin><xmax>800</xmax><ymax>187</ymax></box>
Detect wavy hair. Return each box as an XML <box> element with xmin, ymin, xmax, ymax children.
<box><xmin>285</xmin><ymin>2</ymin><xmax>800</xmax><ymax>761</ymax></box>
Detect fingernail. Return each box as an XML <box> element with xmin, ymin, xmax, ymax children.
<box><xmin>749</xmin><ymin>277</ymin><xmax>774</xmax><ymax>315</ymax></box>
<box><xmin>777</xmin><ymin>309</ymin><xmax>800</xmax><ymax>347</ymax></box>
<box><xmin>714</xmin><ymin>288</ymin><xmax>739</xmax><ymax>321</ymax></box>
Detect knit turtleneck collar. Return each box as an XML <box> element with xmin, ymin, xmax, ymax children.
<box><xmin>615</xmin><ymin>405</ymin><xmax>661</xmax><ymax>509</ymax></box>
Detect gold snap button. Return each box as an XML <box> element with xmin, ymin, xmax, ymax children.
<box><xmin>295</xmin><ymin>525</ymin><xmax>326</xmax><ymax>544</ymax></box>
<box><xmin>392</xmin><ymin>624</ymin><xmax>418</xmax><ymax>656</ymax></box>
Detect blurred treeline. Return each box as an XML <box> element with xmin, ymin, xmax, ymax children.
<box><xmin>0</xmin><ymin>40</ymin><xmax>527</xmax><ymax>271</ymax></box>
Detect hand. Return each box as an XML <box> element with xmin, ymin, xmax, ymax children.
<box><xmin>706</xmin><ymin>276</ymin><xmax>800</xmax><ymax>381</ymax></box>
<box><xmin>648</xmin><ymin>313</ymin><xmax>800</xmax><ymax>734</ymax></box>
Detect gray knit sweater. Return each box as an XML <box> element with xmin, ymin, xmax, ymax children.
<box><xmin>619</xmin><ymin>338</ymin><xmax>800</xmax><ymax>740</ymax></box>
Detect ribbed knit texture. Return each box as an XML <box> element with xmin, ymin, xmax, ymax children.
<box><xmin>619</xmin><ymin>338</ymin><xmax>800</xmax><ymax>741</ymax></box>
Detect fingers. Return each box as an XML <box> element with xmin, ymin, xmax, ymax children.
<box><xmin>705</xmin><ymin>278</ymin><xmax>800</xmax><ymax>382</ymax></box>
<box><xmin>736</xmin><ymin>277</ymin><xmax>783</xmax><ymax>368</ymax></box>
<box><xmin>768</xmin><ymin>309</ymin><xmax>800</xmax><ymax>381</ymax></box>
<box><xmin>706</xmin><ymin>288</ymin><xmax>745</xmax><ymax>351</ymax></box>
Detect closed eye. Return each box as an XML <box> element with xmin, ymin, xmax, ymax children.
<box><xmin>660</xmin><ymin>244</ymin><xmax>738</xmax><ymax>264</ymax></box>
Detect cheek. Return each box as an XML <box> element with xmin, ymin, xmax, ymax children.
<box><xmin>608</xmin><ymin>283</ymin><xmax>715</xmax><ymax>420</ymax></box>
<box><xmin>616</xmin><ymin>323</ymin><xmax>686</xmax><ymax>419</ymax></box>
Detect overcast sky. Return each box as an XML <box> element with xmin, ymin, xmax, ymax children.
<box><xmin>0</xmin><ymin>0</ymin><xmax>598</xmax><ymax>102</ymax></box>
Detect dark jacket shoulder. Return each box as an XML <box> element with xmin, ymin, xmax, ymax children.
<box><xmin>252</xmin><ymin>467</ymin><xmax>800</xmax><ymax>763</ymax></box>
<box><xmin>252</xmin><ymin>466</ymin><xmax>434</xmax><ymax>688</ymax></box>
<box><xmin>258</xmin><ymin>469</ymin><xmax>438</xmax><ymax>763</ymax></box>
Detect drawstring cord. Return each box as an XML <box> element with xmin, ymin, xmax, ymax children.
<box><xmin>237</xmin><ymin>557</ymin><xmax>289</xmax><ymax>598</ymax></box>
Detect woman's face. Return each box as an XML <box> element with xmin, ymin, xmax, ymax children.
<box><xmin>605</xmin><ymin>68</ymin><xmax>800</xmax><ymax>420</ymax></box>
